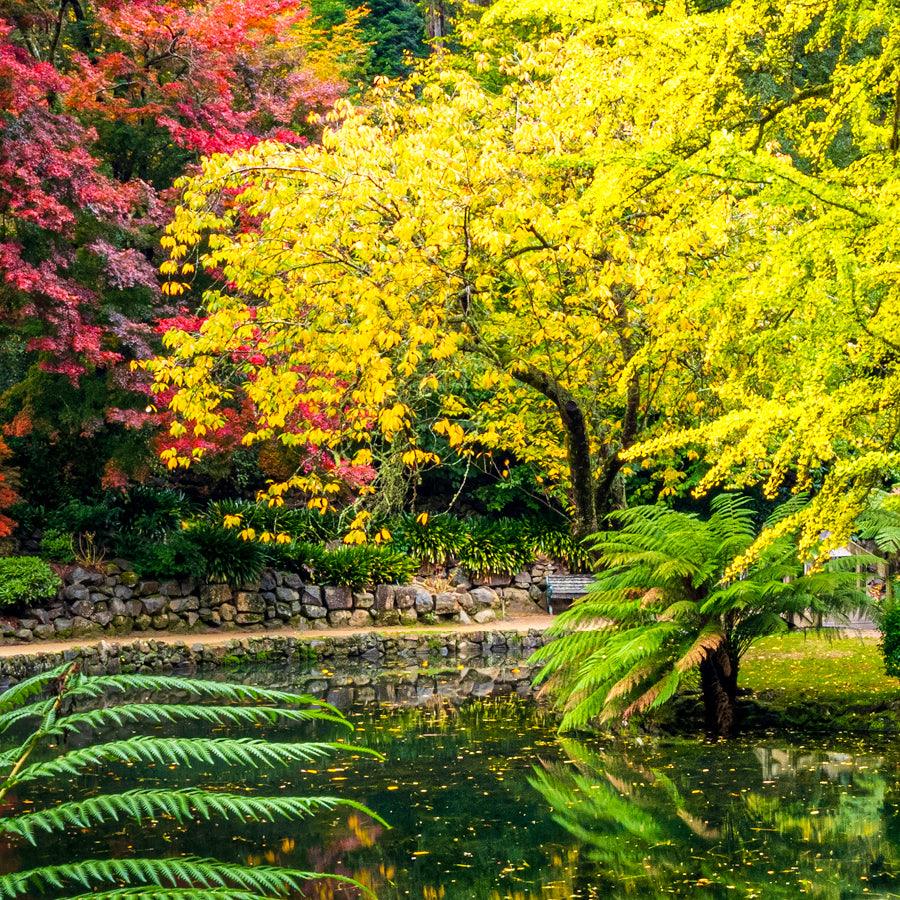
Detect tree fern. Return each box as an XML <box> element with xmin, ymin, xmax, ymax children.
<box><xmin>0</xmin><ymin>664</ymin><xmax>384</xmax><ymax>899</ymax></box>
<box><xmin>533</xmin><ymin>494</ymin><xmax>874</xmax><ymax>734</ymax></box>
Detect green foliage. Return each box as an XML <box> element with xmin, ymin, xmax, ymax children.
<box><xmin>0</xmin><ymin>557</ymin><xmax>62</xmax><ymax>608</ymax></box>
<box><xmin>879</xmin><ymin>602</ymin><xmax>900</xmax><ymax>678</ymax></box>
<box><xmin>363</xmin><ymin>545</ymin><xmax>419</xmax><ymax>585</ymax></box>
<box><xmin>456</xmin><ymin>520</ymin><xmax>526</xmax><ymax>576</ymax></box>
<box><xmin>0</xmin><ymin>664</ymin><xmax>383</xmax><ymax>899</ymax></box>
<box><xmin>38</xmin><ymin>528</ymin><xmax>75</xmax><ymax>564</ymax></box>
<box><xmin>117</xmin><ymin>486</ymin><xmax>194</xmax><ymax>540</ymax></box>
<box><xmin>388</xmin><ymin>513</ymin><xmax>466</xmax><ymax>565</ymax></box>
<box><xmin>306</xmin><ymin>546</ymin><xmax>372</xmax><ymax>589</ymax></box>
<box><xmin>309</xmin><ymin>545</ymin><xmax>417</xmax><ymax>589</ymax></box>
<box><xmin>181</xmin><ymin>522</ymin><xmax>267</xmax><ymax>586</ymax></box>
<box><xmin>206</xmin><ymin>500</ymin><xmax>343</xmax><ymax>543</ymax></box>
<box><xmin>112</xmin><ymin>530</ymin><xmax>206</xmax><ymax>582</ymax></box>
<box><xmin>386</xmin><ymin>513</ymin><xmax>588</xmax><ymax>573</ymax></box>
<box><xmin>532</xmin><ymin>495</ymin><xmax>873</xmax><ymax>733</ymax></box>
<box><xmin>46</xmin><ymin>497</ymin><xmax>120</xmax><ymax>543</ymax></box>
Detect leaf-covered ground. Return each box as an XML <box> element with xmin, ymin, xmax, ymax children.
<box><xmin>738</xmin><ymin>632</ymin><xmax>900</xmax><ymax>733</ymax></box>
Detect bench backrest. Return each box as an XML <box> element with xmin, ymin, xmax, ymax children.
<box><xmin>545</xmin><ymin>574</ymin><xmax>595</xmax><ymax>613</ymax></box>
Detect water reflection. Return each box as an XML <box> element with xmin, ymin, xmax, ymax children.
<box><xmin>530</xmin><ymin>737</ymin><xmax>898</xmax><ymax>899</ymax></box>
<box><xmin>2</xmin><ymin>661</ymin><xmax>899</xmax><ymax>900</ymax></box>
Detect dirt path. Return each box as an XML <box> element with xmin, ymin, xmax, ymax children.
<box><xmin>0</xmin><ymin>615</ymin><xmax>557</xmax><ymax>659</ymax></box>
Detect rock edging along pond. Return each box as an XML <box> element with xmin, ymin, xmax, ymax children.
<box><xmin>6</xmin><ymin>561</ymin><xmax>550</xmax><ymax>644</ymax></box>
<box><xmin>0</xmin><ymin>627</ymin><xmax>554</xmax><ymax>682</ymax></box>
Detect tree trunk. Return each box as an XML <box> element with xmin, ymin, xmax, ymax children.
<box><xmin>505</xmin><ymin>361</ymin><xmax>598</xmax><ymax>542</ymax></box>
<box><xmin>699</xmin><ymin>646</ymin><xmax>739</xmax><ymax>735</ymax></box>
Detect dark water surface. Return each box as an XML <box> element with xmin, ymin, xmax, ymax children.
<box><xmin>3</xmin><ymin>661</ymin><xmax>900</xmax><ymax>899</ymax></box>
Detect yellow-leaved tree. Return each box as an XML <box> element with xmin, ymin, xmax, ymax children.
<box><xmin>148</xmin><ymin>29</ymin><xmax>719</xmax><ymax>538</ymax></box>
<box><xmin>152</xmin><ymin>0</ymin><xmax>900</xmax><ymax>555</ymax></box>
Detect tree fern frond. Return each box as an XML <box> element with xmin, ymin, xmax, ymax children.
<box><xmin>0</xmin><ymin>856</ymin><xmax>374</xmax><ymax>900</ymax></box>
<box><xmin>0</xmin><ymin>788</ymin><xmax>387</xmax><ymax>844</ymax></box>
<box><xmin>603</xmin><ymin>662</ymin><xmax>658</xmax><ymax>704</ymax></box>
<box><xmin>675</xmin><ymin>625</ymin><xmax>725</xmax><ymax>674</ymax></box>
<box><xmin>618</xmin><ymin>669</ymin><xmax>682</xmax><ymax>720</ymax></box>
<box><xmin>42</xmin><ymin>702</ymin><xmax>348</xmax><ymax>739</ymax></box>
<box><xmin>10</xmin><ymin>738</ymin><xmax>381</xmax><ymax>787</ymax></box>
<box><xmin>62</xmin><ymin>890</ymin><xmax>276</xmax><ymax>900</ymax></box>
<box><xmin>0</xmin><ymin>664</ymin><xmax>70</xmax><ymax>716</ymax></box>
<box><xmin>0</xmin><ymin>699</ymin><xmax>56</xmax><ymax>734</ymax></box>
<box><xmin>65</xmin><ymin>674</ymin><xmax>343</xmax><ymax>719</ymax></box>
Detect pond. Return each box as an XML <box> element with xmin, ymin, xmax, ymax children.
<box><xmin>3</xmin><ymin>660</ymin><xmax>900</xmax><ymax>899</ymax></box>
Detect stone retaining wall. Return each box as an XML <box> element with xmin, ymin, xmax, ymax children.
<box><xmin>6</xmin><ymin>561</ymin><xmax>550</xmax><ymax>643</ymax></box>
<box><xmin>0</xmin><ymin>627</ymin><xmax>553</xmax><ymax>682</ymax></box>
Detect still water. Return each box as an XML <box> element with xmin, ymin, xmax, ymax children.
<box><xmin>3</xmin><ymin>661</ymin><xmax>900</xmax><ymax>899</ymax></box>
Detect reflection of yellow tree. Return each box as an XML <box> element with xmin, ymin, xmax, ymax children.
<box><xmin>529</xmin><ymin>739</ymin><xmax>898</xmax><ymax>900</ymax></box>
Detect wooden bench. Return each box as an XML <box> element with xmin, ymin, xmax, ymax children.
<box><xmin>545</xmin><ymin>574</ymin><xmax>595</xmax><ymax>615</ymax></box>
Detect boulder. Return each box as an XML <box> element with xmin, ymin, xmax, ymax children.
<box><xmin>235</xmin><ymin>592</ymin><xmax>265</xmax><ymax>614</ymax></box>
<box><xmin>414</xmin><ymin>589</ymin><xmax>434</xmax><ymax>613</ymax></box>
<box><xmin>276</xmin><ymin>586</ymin><xmax>299</xmax><ymax>603</ymax></box>
<box><xmin>200</xmin><ymin>584</ymin><xmax>232</xmax><ymax>608</ymax></box>
<box><xmin>324</xmin><ymin>586</ymin><xmax>353</xmax><ymax>610</ymax></box>
<box><xmin>142</xmin><ymin>595</ymin><xmax>166</xmax><ymax>616</ymax></box>
<box><xmin>220</xmin><ymin>603</ymin><xmax>237</xmax><ymax>622</ymax></box>
<box><xmin>302</xmin><ymin>585</ymin><xmax>323</xmax><ymax>606</ymax></box>
<box><xmin>169</xmin><ymin>596</ymin><xmax>200</xmax><ymax>613</ymax></box>
<box><xmin>348</xmin><ymin>609</ymin><xmax>374</xmax><ymax>628</ymax></box>
<box><xmin>434</xmin><ymin>593</ymin><xmax>459</xmax><ymax>615</ymax></box>
<box><xmin>374</xmin><ymin>584</ymin><xmax>395</xmax><ymax>611</ymax></box>
<box><xmin>470</xmin><ymin>586</ymin><xmax>499</xmax><ymax>608</ymax></box>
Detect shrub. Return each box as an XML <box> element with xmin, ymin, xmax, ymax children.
<box><xmin>46</xmin><ymin>497</ymin><xmax>120</xmax><ymax>544</ymax></box>
<box><xmin>207</xmin><ymin>500</ymin><xmax>343</xmax><ymax>543</ymax></box>
<box><xmin>0</xmin><ymin>557</ymin><xmax>62</xmax><ymax>607</ymax></box>
<box><xmin>363</xmin><ymin>546</ymin><xmax>418</xmax><ymax>585</ymax></box>
<box><xmin>880</xmin><ymin>599</ymin><xmax>900</xmax><ymax>677</ymax></box>
<box><xmin>38</xmin><ymin>528</ymin><xmax>75</xmax><ymax>564</ymax></box>
<box><xmin>457</xmin><ymin>524</ymin><xmax>523</xmax><ymax>576</ymax></box>
<box><xmin>117</xmin><ymin>485</ymin><xmax>194</xmax><ymax>539</ymax></box>
<box><xmin>113</xmin><ymin>530</ymin><xmax>207</xmax><ymax>582</ymax></box>
<box><xmin>309</xmin><ymin>546</ymin><xmax>373</xmax><ymax>590</ymax></box>
<box><xmin>262</xmin><ymin>539</ymin><xmax>323</xmax><ymax>579</ymax></box>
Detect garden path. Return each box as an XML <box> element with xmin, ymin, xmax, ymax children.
<box><xmin>0</xmin><ymin>614</ymin><xmax>557</xmax><ymax>658</ymax></box>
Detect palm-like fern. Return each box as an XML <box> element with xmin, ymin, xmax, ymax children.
<box><xmin>0</xmin><ymin>663</ymin><xmax>384</xmax><ymax>899</ymax></box>
<box><xmin>532</xmin><ymin>494</ymin><xmax>872</xmax><ymax>734</ymax></box>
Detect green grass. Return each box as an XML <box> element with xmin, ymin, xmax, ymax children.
<box><xmin>739</xmin><ymin>631</ymin><xmax>900</xmax><ymax>732</ymax></box>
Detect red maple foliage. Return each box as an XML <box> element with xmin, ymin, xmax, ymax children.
<box><xmin>0</xmin><ymin>0</ymin><xmax>361</xmax><ymax>499</ymax></box>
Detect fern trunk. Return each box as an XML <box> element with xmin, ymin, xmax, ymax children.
<box><xmin>699</xmin><ymin>645</ymin><xmax>739</xmax><ymax>735</ymax></box>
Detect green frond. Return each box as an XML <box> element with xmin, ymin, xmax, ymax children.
<box><xmin>0</xmin><ymin>789</ymin><xmax>388</xmax><ymax>844</ymax></box>
<box><xmin>41</xmin><ymin>702</ymin><xmax>347</xmax><ymax>740</ymax></box>
<box><xmin>0</xmin><ymin>664</ymin><xmax>70</xmax><ymax>716</ymax></box>
<box><xmin>0</xmin><ymin>855</ymin><xmax>374</xmax><ymax>900</ymax></box>
<box><xmin>10</xmin><ymin>737</ymin><xmax>381</xmax><ymax>788</ymax></box>
<box><xmin>64</xmin><ymin>674</ymin><xmax>342</xmax><ymax>719</ymax></box>
<box><xmin>62</xmin><ymin>890</ymin><xmax>275</xmax><ymax>900</ymax></box>
<box><xmin>0</xmin><ymin>700</ymin><xmax>55</xmax><ymax>734</ymax></box>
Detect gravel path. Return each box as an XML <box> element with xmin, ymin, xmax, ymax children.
<box><xmin>0</xmin><ymin>615</ymin><xmax>557</xmax><ymax>659</ymax></box>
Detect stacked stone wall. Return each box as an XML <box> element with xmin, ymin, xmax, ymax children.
<box><xmin>3</xmin><ymin>559</ymin><xmax>555</xmax><ymax>644</ymax></box>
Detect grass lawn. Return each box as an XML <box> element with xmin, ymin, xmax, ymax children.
<box><xmin>738</xmin><ymin>630</ymin><xmax>900</xmax><ymax>731</ymax></box>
